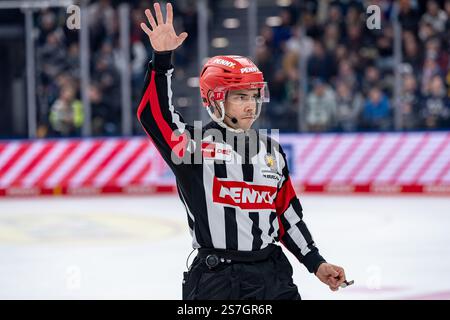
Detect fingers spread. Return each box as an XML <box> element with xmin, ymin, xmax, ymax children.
<box><xmin>154</xmin><ymin>2</ymin><xmax>164</xmax><ymax>25</ymax></box>
<box><xmin>145</xmin><ymin>9</ymin><xmax>157</xmax><ymax>29</ymax></box>
<box><xmin>140</xmin><ymin>23</ymin><xmax>152</xmax><ymax>36</ymax></box>
<box><xmin>166</xmin><ymin>2</ymin><xmax>173</xmax><ymax>25</ymax></box>
<box><xmin>177</xmin><ymin>32</ymin><xmax>188</xmax><ymax>45</ymax></box>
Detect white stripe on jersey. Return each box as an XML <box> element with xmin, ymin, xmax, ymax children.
<box><xmin>165</xmin><ymin>69</ymin><xmax>186</xmax><ymax>133</ymax></box>
<box><xmin>258</xmin><ymin>212</ymin><xmax>274</xmax><ymax>250</ymax></box>
<box><xmin>202</xmin><ymin>134</ymin><xmax>227</xmax><ymax>249</ymax></box>
<box><xmin>236</xmin><ymin>213</ymin><xmax>254</xmax><ymax>251</ymax></box>
<box><xmin>287</xmin><ymin>225</ymin><xmax>312</xmax><ymax>257</ymax></box>
<box><xmin>284</xmin><ymin>204</ymin><xmax>311</xmax><ymax>256</ymax></box>
<box><xmin>179</xmin><ymin>189</ymin><xmax>200</xmax><ymax>249</ymax></box>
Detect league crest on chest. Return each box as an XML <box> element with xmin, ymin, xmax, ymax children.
<box><xmin>260</xmin><ymin>153</ymin><xmax>281</xmax><ymax>181</ymax></box>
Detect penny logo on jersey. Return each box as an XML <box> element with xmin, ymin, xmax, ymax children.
<box><xmin>212</xmin><ymin>177</ymin><xmax>277</xmax><ymax>210</ymax></box>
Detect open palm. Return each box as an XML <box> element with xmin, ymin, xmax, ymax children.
<box><xmin>140</xmin><ymin>2</ymin><xmax>188</xmax><ymax>52</ymax></box>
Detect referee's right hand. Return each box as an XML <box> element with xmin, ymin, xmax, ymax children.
<box><xmin>315</xmin><ymin>262</ymin><xmax>347</xmax><ymax>291</ymax></box>
<box><xmin>140</xmin><ymin>2</ymin><xmax>188</xmax><ymax>52</ymax></box>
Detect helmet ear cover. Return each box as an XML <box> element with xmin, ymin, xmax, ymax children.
<box><xmin>207</xmin><ymin>92</ymin><xmax>264</xmax><ymax>127</ymax></box>
<box><xmin>206</xmin><ymin>99</ymin><xmax>226</xmax><ymax>123</ymax></box>
<box><xmin>207</xmin><ymin>83</ymin><xmax>267</xmax><ymax>123</ymax></box>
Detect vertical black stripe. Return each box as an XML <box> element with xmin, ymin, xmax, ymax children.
<box><xmin>276</xmin><ymin>212</ymin><xmax>292</xmax><ymax>242</ymax></box>
<box><xmin>224</xmin><ymin>206</ymin><xmax>238</xmax><ymax>250</ymax></box>
<box><xmin>280</xmin><ymin>231</ymin><xmax>305</xmax><ymax>259</ymax></box>
<box><xmin>256</xmin><ymin>134</ymin><xmax>260</xmax><ymax>155</ymax></box>
<box><xmin>279</xmin><ymin>213</ymin><xmax>291</xmax><ymax>235</ymax></box>
<box><xmin>242</xmin><ymin>136</ymin><xmax>254</xmax><ymax>182</ymax></box>
<box><xmin>248</xmin><ymin>212</ymin><xmax>263</xmax><ymax>250</ymax></box>
<box><xmin>208</xmin><ymin>125</ymin><xmax>227</xmax><ymax>178</ymax></box>
<box><xmin>297</xmin><ymin>220</ymin><xmax>315</xmax><ymax>249</ymax></box>
<box><xmin>266</xmin><ymin>136</ymin><xmax>272</xmax><ymax>155</ymax></box>
<box><xmin>178</xmin><ymin>170</ymin><xmax>213</xmax><ymax>248</ymax></box>
<box><xmin>268</xmin><ymin>211</ymin><xmax>276</xmax><ymax>238</ymax></box>
<box><xmin>231</xmin><ymin>135</ymin><xmax>239</xmax><ymax>153</ymax></box>
<box><xmin>214</xmin><ymin>162</ymin><xmax>227</xmax><ymax>178</ymax></box>
<box><xmin>283</xmin><ymin>198</ymin><xmax>314</xmax><ymax>250</ymax></box>
<box><xmin>291</xmin><ymin>198</ymin><xmax>303</xmax><ymax>219</ymax></box>
<box><xmin>242</xmin><ymin>163</ymin><xmax>253</xmax><ymax>182</ymax></box>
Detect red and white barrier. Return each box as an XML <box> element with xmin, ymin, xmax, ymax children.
<box><xmin>282</xmin><ymin>132</ymin><xmax>450</xmax><ymax>195</ymax></box>
<box><xmin>0</xmin><ymin>132</ymin><xmax>449</xmax><ymax>197</ymax></box>
<box><xmin>0</xmin><ymin>138</ymin><xmax>175</xmax><ymax>197</ymax></box>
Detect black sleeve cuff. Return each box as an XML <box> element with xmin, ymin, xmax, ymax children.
<box><xmin>151</xmin><ymin>50</ymin><xmax>173</xmax><ymax>71</ymax></box>
<box><xmin>302</xmin><ymin>250</ymin><xmax>327</xmax><ymax>274</ymax></box>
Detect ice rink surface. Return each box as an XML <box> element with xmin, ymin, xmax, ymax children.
<box><xmin>0</xmin><ymin>194</ymin><xmax>449</xmax><ymax>300</ymax></box>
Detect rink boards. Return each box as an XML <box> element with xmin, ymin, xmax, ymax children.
<box><xmin>0</xmin><ymin>131</ymin><xmax>449</xmax><ymax>197</ymax></box>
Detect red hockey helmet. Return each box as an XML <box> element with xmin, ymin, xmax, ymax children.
<box><xmin>199</xmin><ymin>55</ymin><xmax>269</xmax><ymax>108</ymax></box>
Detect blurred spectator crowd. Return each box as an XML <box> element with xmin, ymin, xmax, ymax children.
<box><xmin>35</xmin><ymin>0</ymin><xmax>197</xmax><ymax>137</ymax></box>
<box><xmin>257</xmin><ymin>0</ymin><xmax>450</xmax><ymax>132</ymax></box>
<box><xmin>34</xmin><ymin>0</ymin><xmax>449</xmax><ymax>137</ymax></box>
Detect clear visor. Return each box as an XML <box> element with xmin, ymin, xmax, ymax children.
<box><xmin>212</xmin><ymin>82</ymin><xmax>270</xmax><ymax>104</ymax></box>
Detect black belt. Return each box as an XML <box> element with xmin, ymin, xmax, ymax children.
<box><xmin>197</xmin><ymin>244</ymin><xmax>279</xmax><ymax>269</ymax></box>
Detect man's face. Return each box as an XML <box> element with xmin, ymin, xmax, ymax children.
<box><xmin>369</xmin><ymin>88</ymin><xmax>381</xmax><ymax>103</ymax></box>
<box><xmin>427</xmin><ymin>1</ymin><xmax>438</xmax><ymax>15</ymax></box>
<box><xmin>223</xmin><ymin>89</ymin><xmax>259</xmax><ymax>130</ymax></box>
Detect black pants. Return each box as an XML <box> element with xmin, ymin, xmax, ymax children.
<box><xmin>182</xmin><ymin>246</ymin><xmax>301</xmax><ymax>300</ymax></box>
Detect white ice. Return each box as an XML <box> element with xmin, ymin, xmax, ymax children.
<box><xmin>0</xmin><ymin>194</ymin><xmax>449</xmax><ymax>300</ymax></box>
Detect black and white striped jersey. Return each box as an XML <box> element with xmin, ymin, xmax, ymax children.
<box><xmin>137</xmin><ymin>51</ymin><xmax>326</xmax><ymax>273</ymax></box>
